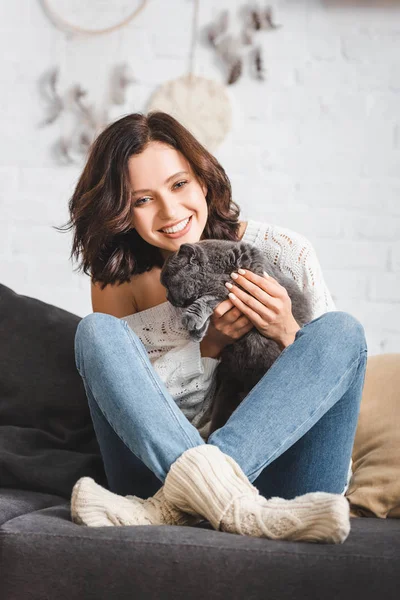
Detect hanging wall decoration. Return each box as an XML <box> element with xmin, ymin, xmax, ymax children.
<box><xmin>207</xmin><ymin>3</ymin><xmax>282</xmax><ymax>85</ymax></box>
<box><xmin>146</xmin><ymin>0</ymin><xmax>232</xmax><ymax>153</ymax></box>
<box><xmin>38</xmin><ymin>63</ymin><xmax>138</xmax><ymax>165</ymax></box>
<box><xmin>146</xmin><ymin>1</ymin><xmax>282</xmax><ymax>151</ymax></box>
<box><xmin>39</xmin><ymin>0</ymin><xmax>148</xmax><ymax>36</ymax></box>
<box><xmin>38</xmin><ymin>1</ymin><xmax>282</xmax><ymax>164</ymax></box>
<box><xmin>38</xmin><ymin>0</ymin><xmax>147</xmax><ymax>164</ymax></box>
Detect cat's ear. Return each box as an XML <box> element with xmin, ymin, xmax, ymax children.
<box><xmin>178</xmin><ymin>243</ymin><xmax>202</xmax><ymax>265</ymax></box>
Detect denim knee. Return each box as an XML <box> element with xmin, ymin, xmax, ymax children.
<box><xmin>75</xmin><ymin>312</ymin><xmax>119</xmax><ymax>342</ymax></box>
<box><xmin>74</xmin><ymin>312</ymin><xmax>120</xmax><ymax>375</ymax></box>
<box><xmin>310</xmin><ymin>311</ymin><xmax>367</xmax><ymax>355</ymax></box>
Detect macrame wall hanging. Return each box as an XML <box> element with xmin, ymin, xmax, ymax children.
<box><xmin>145</xmin><ymin>0</ymin><xmax>232</xmax><ymax>153</ymax></box>
<box><xmin>38</xmin><ymin>0</ymin><xmax>281</xmax><ymax>164</ymax></box>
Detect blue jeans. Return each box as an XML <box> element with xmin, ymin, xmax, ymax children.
<box><xmin>74</xmin><ymin>311</ymin><xmax>368</xmax><ymax>501</ymax></box>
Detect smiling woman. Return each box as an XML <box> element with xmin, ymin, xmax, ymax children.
<box><xmin>59</xmin><ymin>111</ymin><xmax>366</xmax><ymax>545</ymax></box>
<box><xmin>127</xmin><ymin>142</ymin><xmax>209</xmax><ymax>258</ymax></box>
<box><xmin>56</xmin><ymin>111</ymin><xmax>243</xmax><ymax>289</ymax></box>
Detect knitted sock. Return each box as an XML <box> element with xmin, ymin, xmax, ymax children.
<box><xmin>127</xmin><ymin>486</ymin><xmax>204</xmax><ymax>527</ymax></box>
<box><xmin>70</xmin><ymin>477</ymin><xmax>203</xmax><ymax>527</ymax></box>
<box><xmin>163</xmin><ymin>445</ymin><xmax>351</xmax><ymax>544</ymax></box>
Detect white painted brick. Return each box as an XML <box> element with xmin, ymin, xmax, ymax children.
<box><xmin>0</xmin><ymin>258</ymin><xmax>36</xmax><ymax>292</ymax></box>
<box><xmin>338</xmin><ymin>298</ymin><xmax>400</xmax><ymax>335</ymax></box>
<box><xmin>306</xmin><ymin>31</ymin><xmax>341</xmax><ymax>61</ymax></box>
<box><xmin>387</xmin><ymin>190</ymin><xmax>400</xmax><ymax>216</ymax></box>
<box><xmin>232</xmin><ymin>177</ymin><xmax>297</xmax><ymax>209</ymax></box>
<box><xmin>391</xmin><ymin>242</ymin><xmax>400</xmax><ymax>272</ymax></box>
<box><xmin>261</xmin><ymin>208</ymin><xmax>343</xmax><ymax>240</ymax></box>
<box><xmin>297</xmin><ymin>114</ymin><xmax>394</xmax><ymax>149</ymax></box>
<box><xmin>138</xmin><ymin>56</ymin><xmax>187</xmax><ymax>86</ymax></box>
<box><xmin>324</xmin><ymin>270</ymin><xmax>369</xmax><ymax>300</ymax></box>
<box><xmin>321</xmin><ymin>5</ymin><xmax>400</xmax><ymax>31</ymax></box>
<box><xmin>295</xmin><ymin>60</ymin><xmax>400</xmax><ymax>92</ymax></box>
<box><xmin>9</xmin><ymin>223</ymin><xmax>73</xmax><ymax>259</ymax></box>
<box><xmin>369</xmin><ymin>272</ymin><xmax>400</xmax><ymax>302</ymax></box>
<box><xmin>255</xmin><ymin>90</ymin><xmax>323</xmax><ymax>122</ymax></box>
<box><xmin>270</xmin><ymin>144</ymin><xmax>364</xmax><ymax>179</ymax></box>
<box><xmin>218</xmin><ymin>143</ymin><xmax>264</xmax><ymax>179</ymax></box>
<box><xmin>343</xmin><ymin>214</ymin><xmax>400</xmax><ymax>241</ymax></box>
<box><xmin>310</xmin><ymin>240</ymin><xmax>388</xmax><ymax>270</ymax></box>
<box><xmin>341</xmin><ymin>30</ymin><xmax>400</xmax><ymax>63</ymax></box>
<box><xmin>0</xmin><ymin>166</ymin><xmax>18</xmax><ymax>215</ymax></box>
<box><xmin>0</xmin><ymin>27</ymin><xmax>64</xmax><ymax>86</ymax></box>
<box><xmin>318</xmin><ymin>91</ymin><xmax>374</xmax><ymax>122</ymax></box>
<box><xmin>0</xmin><ymin>225</ymin><xmax>14</xmax><ymax>258</ymax></box>
<box><xmin>378</xmin><ymin>335</ymin><xmax>400</xmax><ymax>354</ymax></box>
<box><xmin>294</xmin><ymin>180</ymin><xmax>394</xmax><ymax>213</ymax></box>
<box><xmin>395</xmin><ymin>124</ymin><xmax>399</xmax><ymax>149</ymax></box>
<box><xmin>9</xmin><ymin>167</ymin><xmax>78</xmax><ymax>224</ymax></box>
<box><xmin>360</xmin><ymin>149</ymin><xmax>400</xmax><ymax>178</ymax></box>
<box><xmin>0</xmin><ymin>259</ymin><xmax>87</xmax><ymax>317</ymax></box>
<box><xmin>0</xmin><ymin>1</ymin><xmax>32</xmax><ymax>26</ymax></box>
<box><xmin>365</xmin><ymin>92</ymin><xmax>400</xmax><ymax>120</ymax></box>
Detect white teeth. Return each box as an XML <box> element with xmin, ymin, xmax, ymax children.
<box><xmin>161</xmin><ymin>217</ymin><xmax>190</xmax><ymax>234</ymax></box>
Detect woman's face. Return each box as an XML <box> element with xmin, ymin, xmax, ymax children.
<box><xmin>128</xmin><ymin>141</ymin><xmax>208</xmax><ymax>260</ymax></box>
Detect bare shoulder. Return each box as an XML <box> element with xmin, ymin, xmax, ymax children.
<box><xmin>91</xmin><ymin>276</ymin><xmax>139</xmax><ymax>318</ymax></box>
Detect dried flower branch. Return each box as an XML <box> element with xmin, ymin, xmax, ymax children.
<box><xmin>227</xmin><ymin>58</ymin><xmax>243</xmax><ymax>85</ymax></box>
<box><xmin>52</xmin><ymin>137</ymin><xmax>74</xmax><ymax>165</ymax></box>
<box><xmin>264</xmin><ymin>6</ymin><xmax>282</xmax><ymax>30</ymax></box>
<box><xmin>241</xmin><ymin>26</ymin><xmax>253</xmax><ymax>46</ymax></box>
<box><xmin>215</xmin><ymin>33</ymin><xmax>243</xmax><ymax>85</ymax></box>
<box><xmin>250</xmin><ymin>7</ymin><xmax>263</xmax><ymax>31</ymax></box>
<box><xmin>37</xmin><ymin>67</ymin><xmax>64</xmax><ymax>127</ymax></box>
<box><xmin>110</xmin><ymin>63</ymin><xmax>137</xmax><ymax>105</ymax></box>
<box><xmin>207</xmin><ymin>9</ymin><xmax>229</xmax><ymax>47</ymax></box>
<box><xmin>206</xmin><ymin>2</ymin><xmax>282</xmax><ymax>85</ymax></box>
<box><xmin>245</xmin><ymin>2</ymin><xmax>281</xmax><ymax>32</ymax></box>
<box><xmin>252</xmin><ymin>45</ymin><xmax>266</xmax><ymax>81</ymax></box>
<box><xmin>40</xmin><ymin>61</ymin><xmax>140</xmax><ymax>165</ymax></box>
<box><xmin>70</xmin><ymin>84</ymin><xmax>97</xmax><ymax>131</ymax></box>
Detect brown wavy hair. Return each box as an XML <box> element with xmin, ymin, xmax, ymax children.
<box><xmin>55</xmin><ymin>111</ymin><xmax>242</xmax><ymax>290</ymax></box>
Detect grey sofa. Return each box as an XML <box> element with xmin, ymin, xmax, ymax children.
<box><xmin>0</xmin><ymin>282</ymin><xmax>399</xmax><ymax>600</ymax></box>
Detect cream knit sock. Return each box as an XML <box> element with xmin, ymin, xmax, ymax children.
<box><xmin>70</xmin><ymin>477</ymin><xmax>203</xmax><ymax>527</ymax></box>
<box><xmin>163</xmin><ymin>445</ymin><xmax>351</xmax><ymax>544</ymax></box>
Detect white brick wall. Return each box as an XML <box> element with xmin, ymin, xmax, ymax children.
<box><xmin>0</xmin><ymin>0</ymin><xmax>399</xmax><ymax>356</ymax></box>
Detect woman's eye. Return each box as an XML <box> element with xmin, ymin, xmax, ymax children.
<box><xmin>174</xmin><ymin>180</ymin><xmax>188</xmax><ymax>189</ymax></box>
<box><xmin>134</xmin><ymin>180</ymin><xmax>188</xmax><ymax>207</ymax></box>
<box><xmin>134</xmin><ymin>197</ymin><xmax>149</xmax><ymax>206</ymax></box>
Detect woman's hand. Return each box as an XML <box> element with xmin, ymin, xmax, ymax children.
<box><xmin>225</xmin><ymin>269</ymin><xmax>301</xmax><ymax>350</ymax></box>
<box><xmin>199</xmin><ymin>298</ymin><xmax>254</xmax><ymax>358</ymax></box>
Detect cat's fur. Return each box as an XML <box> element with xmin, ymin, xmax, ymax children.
<box><xmin>160</xmin><ymin>239</ymin><xmax>314</xmax><ymax>437</ymax></box>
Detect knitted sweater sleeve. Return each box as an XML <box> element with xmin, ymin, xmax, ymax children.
<box><xmin>246</xmin><ymin>221</ymin><xmax>337</xmax><ymax>320</ymax></box>
<box><xmin>297</xmin><ymin>235</ymin><xmax>337</xmax><ymax>319</ymax></box>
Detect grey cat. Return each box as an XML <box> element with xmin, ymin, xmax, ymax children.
<box><xmin>160</xmin><ymin>239</ymin><xmax>314</xmax><ymax>436</ymax></box>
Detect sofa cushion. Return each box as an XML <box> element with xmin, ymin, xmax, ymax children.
<box><xmin>0</xmin><ymin>487</ymin><xmax>66</xmax><ymax>526</ymax></box>
<box><xmin>345</xmin><ymin>353</ymin><xmax>400</xmax><ymax>518</ymax></box>
<box><xmin>0</xmin><ymin>283</ymin><xmax>107</xmax><ymax>500</ymax></box>
<box><xmin>1</xmin><ymin>488</ymin><xmax>400</xmax><ymax>600</ymax></box>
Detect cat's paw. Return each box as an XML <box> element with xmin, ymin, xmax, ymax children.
<box><xmin>182</xmin><ymin>311</ymin><xmax>202</xmax><ymax>333</ymax></box>
<box><xmin>182</xmin><ymin>312</ymin><xmax>209</xmax><ymax>342</ymax></box>
<box><xmin>189</xmin><ymin>329</ymin><xmax>205</xmax><ymax>342</ymax></box>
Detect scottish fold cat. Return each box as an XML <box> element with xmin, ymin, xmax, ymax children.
<box><xmin>160</xmin><ymin>239</ymin><xmax>313</xmax><ymax>436</ymax></box>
